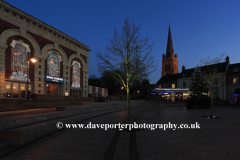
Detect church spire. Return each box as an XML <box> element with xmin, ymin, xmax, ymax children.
<box><xmin>166</xmin><ymin>24</ymin><xmax>174</xmax><ymax>57</ymax></box>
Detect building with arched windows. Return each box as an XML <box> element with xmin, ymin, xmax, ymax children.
<box><xmin>0</xmin><ymin>1</ymin><xmax>90</xmax><ymax>99</ymax></box>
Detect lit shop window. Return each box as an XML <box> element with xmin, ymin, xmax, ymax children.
<box><xmin>5</xmin><ymin>82</ymin><xmax>11</xmax><ymax>98</ymax></box>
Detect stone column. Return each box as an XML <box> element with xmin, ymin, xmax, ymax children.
<box><xmin>0</xmin><ymin>43</ymin><xmax>8</xmax><ymax>99</ymax></box>
<box><xmin>34</xmin><ymin>56</ymin><xmax>45</xmax><ymax>95</ymax></box>
<box><xmin>63</xmin><ymin>64</ymin><xmax>71</xmax><ymax>96</ymax></box>
<box><xmin>82</xmin><ymin>70</ymin><xmax>89</xmax><ymax>97</ymax></box>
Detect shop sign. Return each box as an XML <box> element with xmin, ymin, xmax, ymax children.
<box><xmin>6</xmin><ymin>85</ymin><xmax>10</xmax><ymax>89</ymax></box>
<box><xmin>45</xmin><ymin>75</ymin><xmax>64</xmax><ymax>84</ymax></box>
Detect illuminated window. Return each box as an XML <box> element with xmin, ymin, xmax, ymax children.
<box><xmin>233</xmin><ymin>77</ymin><xmax>239</xmax><ymax>84</ymax></box>
<box><xmin>95</xmin><ymin>87</ymin><xmax>98</xmax><ymax>97</ymax></box>
<box><xmin>9</xmin><ymin>40</ymin><xmax>31</xmax><ymax>81</ymax></box>
<box><xmin>71</xmin><ymin>61</ymin><xmax>81</xmax><ymax>88</ymax></box>
<box><xmin>102</xmin><ymin>88</ymin><xmax>105</xmax><ymax>97</ymax></box>
<box><xmin>159</xmin><ymin>85</ymin><xmax>161</xmax><ymax>88</ymax></box>
<box><xmin>47</xmin><ymin>52</ymin><xmax>60</xmax><ymax>77</ymax></box>
<box><xmin>5</xmin><ymin>82</ymin><xmax>11</xmax><ymax>98</ymax></box>
<box><xmin>172</xmin><ymin>84</ymin><xmax>175</xmax><ymax>88</ymax></box>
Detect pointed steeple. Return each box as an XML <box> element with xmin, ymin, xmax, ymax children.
<box><xmin>166</xmin><ymin>24</ymin><xmax>174</xmax><ymax>57</ymax></box>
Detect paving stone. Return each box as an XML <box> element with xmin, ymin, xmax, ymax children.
<box><xmin>0</xmin><ymin>104</ymin><xmax>240</xmax><ymax>160</ymax></box>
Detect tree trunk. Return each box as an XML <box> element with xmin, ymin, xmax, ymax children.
<box><xmin>211</xmin><ymin>84</ymin><xmax>213</xmax><ymax>117</ymax></box>
<box><xmin>127</xmin><ymin>87</ymin><xmax>130</xmax><ymax>124</ymax></box>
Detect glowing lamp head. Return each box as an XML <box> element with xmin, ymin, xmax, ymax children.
<box><xmin>30</xmin><ymin>58</ymin><xmax>37</xmax><ymax>63</ymax></box>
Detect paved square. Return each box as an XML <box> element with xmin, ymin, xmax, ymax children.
<box><xmin>1</xmin><ymin>105</ymin><xmax>240</xmax><ymax>160</ymax></box>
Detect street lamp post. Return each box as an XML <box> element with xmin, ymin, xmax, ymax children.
<box><xmin>26</xmin><ymin>54</ymin><xmax>37</xmax><ymax>99</ymax></box>
<box><xmin>121</xmin><ymin>87</ymin><xmax>124</xmax><ymax>100</ymax></box>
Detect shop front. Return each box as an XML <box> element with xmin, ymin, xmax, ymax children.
<box><xmin>4</xmin><ymin>80</ymin><xmax>33</xmax><ymax>99</ymax></box>
<box><xmin>234</xmin><ymin>88</ymin><xmax>240</xmax><ymax>105</ymax></box>
<box><xmin>152</xmin><ymin>88</ymin><xmax>191</xmax><ymax>102</ymax></box>
<box><xmin>44</xmin><ymin>75</ymin><xmax>64</xmax><ymax>96</ymax></box>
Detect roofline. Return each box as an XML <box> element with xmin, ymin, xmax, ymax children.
<box><xmin>0</xmin><ymin>0</ymin><xmax>91</xmax><ymax>52</ymax></box>
<box><xmin>154</xmin><ymin>88</ymin><xmax>189</xmax><ymax>91</ymax></box>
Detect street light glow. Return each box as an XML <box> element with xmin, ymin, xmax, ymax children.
<box><xmin>30</xmin><ymin>58</ymin><xmax>37</xmax><ymax>63</ymax></box>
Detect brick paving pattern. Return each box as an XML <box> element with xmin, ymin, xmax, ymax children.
<box><xmin>1</xmin><ymin>105</ymin><xmax>240</xmax><ymax>160</ymax></box>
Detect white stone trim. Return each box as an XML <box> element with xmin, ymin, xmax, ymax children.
<box><xmin>34</xmin><ymin>74</ymin><xmax>44</xmax><ymax>79</ymax></box>
<box><xmin>0</xmin><ymin>1</ymin><xmax>90</xmax><ymax>52</ymax></box>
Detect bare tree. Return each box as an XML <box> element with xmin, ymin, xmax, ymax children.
<box><xmin>88</xmin><ymin>74</ymin><xmax>98</xmax><ymax>80</ymax></box>
<box><xmin>97</xmin><ymin>18</ymin><xmax>156</xmax><ymax>124</ymax></box>
<box><xmin>200</xmin><ymin>53</ymin><xmax>225</xmax><ymax>118</ymax></box>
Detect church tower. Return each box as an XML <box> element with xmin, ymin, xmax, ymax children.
<box><xmin>161</xmin><ymin>24</ymin><xmax>179</xmax><ymax>77</ymax></box>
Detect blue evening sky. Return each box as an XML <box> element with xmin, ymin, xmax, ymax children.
<box><xmin>4</xmin><ymin>0</ymin><xmax>240</xmax><ymax>83</ymax></box>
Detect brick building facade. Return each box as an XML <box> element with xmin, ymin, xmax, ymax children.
<box><xmin>0</xmin><ymin>1</ymin><xmax>90</xmax><ymax>99</ymax></box>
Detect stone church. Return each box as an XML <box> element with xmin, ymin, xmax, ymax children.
<box><xmin>161</xmin><ymin>25</ymin><xmax>179</xmax><ymax>77</ymax></box>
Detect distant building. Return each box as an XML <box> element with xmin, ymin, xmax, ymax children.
<box><xmin>156</xmin><ymin>58</ymin><xmax>230</xmax><ymax>102</ymax></box>
<box><xmin>226</xmin><ymin>61</ymin><xmax>240</xmax><ymax>104</ymax></box>
<box><xmin>88</xmin><ymin>81</ymin><xmax>108</xmax><ymax>98</ymax></box>
<box><xmin>154</xmin><ymin>25</ymin><xmax>240</xmax><ymax>104</ymax></box>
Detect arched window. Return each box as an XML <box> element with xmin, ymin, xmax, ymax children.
<box><xmin>71</xmin><ymin>61</ymin><xmax>81</xmax><ymax>88</ymax></box>
<box><xmin>47</xmin><ymin>52</ymin><xmax>61</xmax><ymax>77</ymax></box>
<box><xmin>9</xmin><ymin>40</ymin><xmax>31</xmax><ymax>81</ymax></box>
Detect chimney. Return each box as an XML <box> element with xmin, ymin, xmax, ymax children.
<box><xmin>226</xmin><ymin>56</ymin><xmax>230</xmax><ymax>63</ymax></box>
<box><xmin>182</xmin><ymin>65</ymin><xmax>185</xmax><ymax>72</ymax></box>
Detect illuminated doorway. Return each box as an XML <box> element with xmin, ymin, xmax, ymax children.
<box><xmin>47</xmin><ymin>84</ymin><xmax>58</xmax><ymax>95</ymax></box>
